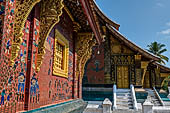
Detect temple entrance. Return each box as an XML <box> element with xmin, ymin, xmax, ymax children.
<box><xmin>117</xmin><ymin>65</ymin><xmax>129</xmax><ymax>88</ymax></box>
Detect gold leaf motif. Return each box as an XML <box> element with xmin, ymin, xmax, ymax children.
<box><xmin>75</xmin><ymin>33</ymin><xmax>96</xmax><ymax>80</ymax></box>
<box><xmin>10</xmin><ymin>0</ymin><xmax>41</xmax><ymax>66</ymax></box>
<box><xmin>36</xmin><ymin>0</ymin><xmax>64</xmax><ymax>72</ymax></box>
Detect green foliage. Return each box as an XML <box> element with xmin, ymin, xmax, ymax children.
<box><xmin>162</xmin><ymin>80</ymin><xmax>169</xmax><ymax>91</ymax></box>
<box><xmin>162</xmin><ymin>76</ymin><xmax>170</xmax><ymax>92</ymax></box>
<box><xmin>147</xmin><ymin>41</ymin><xmax>169</xmax><ymax>65</ymax></box>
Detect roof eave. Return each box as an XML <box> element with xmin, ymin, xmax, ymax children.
<box><xmin>106</xmin><ymin>24</ymin><xmax>160</xmax><ymax>61</ymax></box>
<box><xmin>92</xmin><ymin>0</ymin><xmax>120</xmax><ymax>30</ymax></box>
<box><xmin>80</xmin><ymin>0</ymin><xmax>103</xmax><ymax>44</ymax></box>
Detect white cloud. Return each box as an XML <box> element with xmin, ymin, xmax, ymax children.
<box><xmin>156</xmin><ymin>3</ymin><xmax>164</xmax><ymax>7</ymax></box>
<box><xmin>166</xmin><ymin>22</ymin><xmax>170</xmax><ymax>26</ymax></box>
<box><xmin>160</xmin><ymin>29</ymin><xmax>170</xmax><ymax>35</ymax></box>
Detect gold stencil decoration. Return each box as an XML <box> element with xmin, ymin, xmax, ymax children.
<box><xmin>76</xmin><ymin>33</ymin><xmax>96</xmax><ymax>79</ymax></box>
<box><xmin>11</xmin><ymin>0</ymin><xmax>41</xmax><ymax>65</ymax></box>
<box><xmin>36</xmin><ymin>0</ymin><xmax>64</xmax><ymax>72</ymax></box>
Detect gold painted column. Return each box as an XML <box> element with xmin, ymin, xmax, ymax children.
<box><xmin>135</xmin><ymin>55</ymin><xmax>142</xmax><ymax>87</ymax></box>
<box><xmin>104</xmin><ymin>35</ymin><xmax>112</xmax><ymax>84</ymax></box>
<box><xmin>75</xmin><ymin>33</ymin><xmax>96</xmax><ymax>98</ymax></box>
<box><xmin>155</xmin><ymin>68</ymin><xmax>161</xmax><ymax>88</ymax></box>
<box><xmin>75</xmin><ymin>33</ymin><xmax>96</xmax><ymax>79</ymax></box>
<box><xmin>72</xmin><ymin>22</ymin><xmax>81</xmax><ymax>99</ymax></box>
<box><xmin>141</xmin><ymin>61</ymin><xmax>149</xmax><ymax>87</ymax></box>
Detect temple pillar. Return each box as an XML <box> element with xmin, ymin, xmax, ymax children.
<box><xmin>75</xmin><ymin>33</ymin><xmax>96</xmax><ymax>98</ymax></box>
<box><xmin>72</xmin><ymin>22</ymin><xmax>81</xmax><ymax>99</ymax></box>
<box><xmin>135</xmin><ymin>55</ymin><xmax>142</xmax><ymax>87</ymax></box>
<box><xmin>150</xmin><ymin>68</ymin><xmax>156</xmax><ymax>87</ymax></box>
<box><xmin>155</xmin><ymin>68</ymin><xmax>161</xmax><ymax>88</ymax></box>
<box><xmin>141</xmin><ymin>61</ymin><xmax>149</xmax><ymax>87</ymax></box>
<box><xmin>104</xmin><ymin>35</ymin><xmax>112</xmax><ymax>84</ymax></box>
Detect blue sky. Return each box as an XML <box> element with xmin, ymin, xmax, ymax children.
<box><xmin>96</xmin><ymin>0</ymin><xmax>170</xmax><ymax>67</ymax></box>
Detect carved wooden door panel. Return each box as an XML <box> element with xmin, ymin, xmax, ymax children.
<box><xmin>117</xmin><ymin>66</ymin><xmax>129</xmax><ymax>88</ymax></box>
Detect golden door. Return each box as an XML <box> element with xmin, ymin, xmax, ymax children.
<box><xmin>117</xmin><ymin>66</ymin><xmax>129</xmax><ymax>88</ymax></box>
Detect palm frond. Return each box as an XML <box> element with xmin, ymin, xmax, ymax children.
<box><xmin>159</xmin><ymin>55</ymin><xmax>169</xmax><ymax>62</ymax></box>
<box><xmin>158</xmin><ymin>49</ymin><xmax>167</xmax><ymax>54</ymax></box>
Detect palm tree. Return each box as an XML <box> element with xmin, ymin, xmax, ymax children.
<box><xmin>147</xmin><ymin>41</ymin><xmax>169</xmax><ymax>65</ymax></box>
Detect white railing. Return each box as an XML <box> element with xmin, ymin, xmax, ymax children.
<box><xmin>113</xmin><ymin>84</ymin><xmax>117</xmax><ymax>109</ymax></box>
<box><xmin>130</xmin><ymin>84</ymin><xmax>138</xmax><ymax>110</ymax></box>
<box><xmin>153</xmin><ymin>87</ymin><xmax>165</xmax><ymax>106</ymax></box>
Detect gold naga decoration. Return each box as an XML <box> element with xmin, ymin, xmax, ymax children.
<box><xmin>36</xmin><ymin>0</ymin><xmax>64</xmax><ymax>72</ymax></box>
<box><xmin>10</xmin><ymin>0</ymin><xmax>41</xmax><ymax>66</ymax></box>
<box><xmin>75</xmin><ymin>33</ymin><xmax>96</xmax><ymax>80</ymax></box>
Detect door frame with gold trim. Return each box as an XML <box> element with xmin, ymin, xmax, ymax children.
<box><xmin>111</xmin><ymin>54</ymin><xmax>135</xmax><ymax>88</ymax></box>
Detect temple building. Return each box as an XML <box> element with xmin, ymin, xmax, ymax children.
<box><xmin>82</xmin><ymin>1</ymin><xmax>170</xmax><ymax>111</ymax></box>
<box><xmin>0</xmin><ymin>0</ymin><xmax>170</xmax><ymax>113</ymax></box>
<box><xmin>0</xmin><ymin>0</ymin><xmax>105</xmax><ymax>112</ymax></box>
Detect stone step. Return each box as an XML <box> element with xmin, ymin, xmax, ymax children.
<box><xmin>113</xmin><ymin>109</ymin><xmax>142</xmax><ymax>113</ymax></box>
<box><xmin>154</xmin><ymin>104</ymin><xmax>162</xmax><ymax>106</ymax></box>
<box><xmin>164</xmin><ymin>101</ymin><xmax>170</xmax><ymax>106</ymax></box>
<box><xmin>117</xmin><ymin>105</ymin><xmax>133</xmax><ymax>109</ymax></box>
<box><xmin>116</xmin><ymin>99</ymin><xmax>133</xmax><ymax>102</ymax></box>
<box><xmin>116</xmin><ymin>96</ymin><xmax>132</xmax><ymax>99</ymax></box>
<box><xmin>117</xmin><ymin>102</ymin><xmax>133</xmax><ymax>106</ymax></box>
<box><xmin>117</xmin><ymin>93</ymin><xmax>131</xmax><ymax>96</ymax></box>
<box><xmin>117</xmin><ymin>91</ymin><xmax>131</xmax><ymax>93</ymax></box>
<box><xmin>145</xmin><ymin>88</ymin><xmax>162</xmax><ymax>106</ymax></box>
<box><xmin>116</xmin><ymin>89</ymin><xmax>135</xmax><ymax>109</ymax></box>
<box><xmin>117</xmin><ymin>89</ymin><xmax>131</xmax><ymax>92</ymax></box>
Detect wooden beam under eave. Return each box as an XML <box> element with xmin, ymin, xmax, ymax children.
<box><xmin>160</xmin><ymin>73</ymin><xmax>170</xmax><ymax>77</ymax></box>
<box><xmin>80</xmin><ymin>0</ymin><xmax>103</xmax><ymax>45</ymax></box>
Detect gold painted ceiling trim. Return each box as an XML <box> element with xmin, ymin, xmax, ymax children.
<box><xmin>10</xmin><ymin>0</ymin><xmax>41</xmax><ymax>66</ymax></box>
<box><xmin>75</xmin><ymin>33</ymin><xmax>96</xmax><ymax>80</ymax></box>
<box><xmin>36</xmin><ymin>0</ymin><xmax>64</xmax><ymax>72</ymax></box>
<box><xmin>64</xmin><ymin>6</ymin><xmax>74</xmax><ymax>22</ymax></box>
<box><xmin>160</xmin><ymin>73</ymin><xmax>170</xmax><ymax>77</ymax></box>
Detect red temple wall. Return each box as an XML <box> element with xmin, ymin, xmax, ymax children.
<box><xmin>27</xmin><ymin>9</ymin><xmax>76</xmax><ymax>109</ymax></box>
<box><xmin>0</xmin><ymin>1</ymin><xmax>77</xmax><ymax>111</ymax></box>
<box><xmin>83</xmin><ymin>44</ymin><xmax>105</xmax><ymax>85</ymax></box>
<box><xmin>0</xmin><ymin>0</ymin><xmax>28</xmax><ymax>112</ymax></box>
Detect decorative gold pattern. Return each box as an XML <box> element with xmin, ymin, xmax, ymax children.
<box><xmin>136</xmin><ymin>69</ymin><xmax>142</xmax><ymax>86</ymax></box>
<box><xmin>73</xmin><ymin>22</ymin><xmax>81</xmax><ymax>32</ymax></box>
<box><xmin>53</xmin><ymin>29</ymin><xmax>69</xmax><ymax>78</ymax></box>
<box><xmin>135</xmin><ymin>55</ymin><xmax>141</xmax><ymax>61</ymax></box>
<box><xmin>10</xmin><ymin>0</ymin><xmax>41</xmax><ymax>65</ymax></box>
<box><xmin>64</xmin><ymin>6</ymin><xmax>74</xmax><ymax>22</ymax></box>
<box><xmin>75</xmin><ymin>33</ymin><xmax>96</xmax><ymax>79</ymax></box>
<box><xmin>141</xmin><ymin>61</ymin><xmax>149</xmax><ymax>86</ymax></box>
<box><xmin>117</xmin><ymin>66</ymin><xmax>129</xmax><ymax>88</ymax></box>
<box><xmin>36</xmin><ymin>0</ymin><xmax>64</xmax><ymax>72</ymax></box>
<box><xmin>160</xmin><ymin>73</ymin><xmax>169</xmax><ymax>77</ymax></box>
